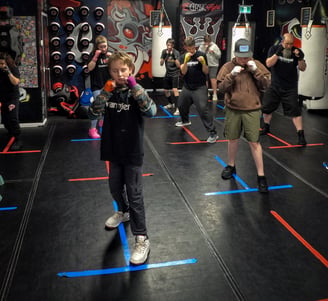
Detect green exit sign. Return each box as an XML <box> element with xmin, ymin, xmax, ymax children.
<box><xmin>239</xmin><ymin>5</ymin><xmax>252</xmax><ymax>14</ymax></box>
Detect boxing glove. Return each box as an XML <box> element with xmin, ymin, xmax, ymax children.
<box><xmin>231</xmin><ymin>66</ymin><xmax>243</xmax><ymax>76</ymax></box>
<box><xmin>247</xmin><ymin>60</ymin><xmax>257</xmax><ymax>72</ymax></box>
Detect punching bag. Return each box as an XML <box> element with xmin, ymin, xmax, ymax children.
<box><xmin>298</xmin><ymin>23</ymin><xmax>327</xmax><ymax>98</ymax></box>
<box><xmin>151</xmin><ymin>25</ymin><xmax>172</xmax><ymax>78</ymax></box>
<box><xmin>230</xmin><ymin>23</ymin><xmax>252</xmax><ymax>60</ymax></box>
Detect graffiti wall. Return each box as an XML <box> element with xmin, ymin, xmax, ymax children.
<box><xmin>0</xmin><ymin>0</ymin><xmax>45</xmax><ymax>124</ymax></box>
<box><xmin>106</xmin><ymin>1</ymin><xmax>154</xmax><ymax>88</ymax></box>
<box><xmin>47</xmin><ymin>0</ymin><xmax>155</xmax><ymax>96</ymax></box>
<box><xmin>46</xmin><ymin>0</ymin><xmax>228</xmax><ymax>95</ymax></box>
<box><xmin>179</xmin><ymin>0</ymin><xmax>224</xmax><ymax>49</ymax></box>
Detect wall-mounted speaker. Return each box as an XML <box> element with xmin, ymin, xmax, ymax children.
<box><xmin>94</xmin><ymin>7</ymin><xmax>104</xmax><ymax>20</ymax></box>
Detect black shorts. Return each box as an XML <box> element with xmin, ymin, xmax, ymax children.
<box><xmin>163</xmin><ymin>75</ymin><xmax>179</xmax><ymax>90</ymax></box>
<box><xmin>262</xmin><ymin>85</ymin><xmax>301</xmax><ymax>117</ymax></box>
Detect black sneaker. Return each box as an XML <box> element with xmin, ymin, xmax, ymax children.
<box><xmin>10</xmin><ymin>138</ymin><xmax>23</xmax><ymax>151</ymax></box>
<box><xmin>257</xmin><ymin>176</ymin><xmax>268</xmax><ymax>193</ymax></box>
<box><xmin>297</xmin><ymin>130</ymin><xmax>307</xmax><ymax>146</ymax></box>
<box><xmin>260</xmin><ymin>123</ymin><xmax>270</xmax><ymax>135</ymax></box>
<box><xmin>221</xmin><ymin>165</ymin><xmax>236</xmax><ymax>179</ymax></box>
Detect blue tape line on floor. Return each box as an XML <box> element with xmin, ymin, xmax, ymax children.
<box><xmin>206</xmin><ymin>188</ymin><xmax>258</xmax><ymax>195</ymax></box>
<box><xmin>205</xmin><ymin>185</ymin><xmax>293</xmax><ymax>196</ymax></box>
<box><xmin>214</xmin><ymin>155</ymin><xmax>250</xmax><ymax>189</ymax></box>
<box><xmin>71</xmin><ymin>138</ymin><xmax>101</xmax><ymax>142</ymax></box>
<box><xmin>57</xmin><ymin>258</ymin><xmax>197</xmax><ymax>278</ymax></box>
<box><xmin>0</xmin><ymin>207</ymin><xmax>17</xmax><ymax>211</ymax></box>
<box><xmin>267</xmin><ymin>185</ymin><xmax>293</xmax><ymax>190</ymax></box>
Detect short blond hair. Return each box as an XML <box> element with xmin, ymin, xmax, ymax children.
<box><xmin>95</xmin><ymin>35</ymin><xmax>107</xmax><ymax>46</ymax></box>
<box><xmin>184</xmin><ymin>36</ymin><xmax>195</xmax><ymax>47</ymax></box>
<box><xmin>108</xmin><ymin>51</ymin><xmax>135</xmax><ymax>72</ymax></box>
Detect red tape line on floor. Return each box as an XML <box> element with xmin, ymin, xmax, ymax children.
<box><xmin>271</xmin><ymin>210</ymin><xmax>328</xmax><ymax>268</ymax></box>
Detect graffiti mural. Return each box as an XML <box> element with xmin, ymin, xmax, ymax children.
<box><xmin>180</xmin><ymin>0</ymin><xmax>224</xmax><ymax>49</ymax></box>
<box><xmin>14</xmin><ymin>16</ymin><xmax>38</xmax><ymax>89</ymax></box>
<box><xmin>106</xmin><ymin>1</ymin><xmax>154</xmax><ymax>87</ymax></box>
<box><xmin>274</xmin><ymin>0</ymin><xmax>305</xmax><ymax>47</ymax></box>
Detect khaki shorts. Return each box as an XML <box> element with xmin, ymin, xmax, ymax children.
<box><xmin>224</xmin><ymin>107</ymin><xmax>261</xmax><ymax>142</ymax></box>
<box><xmin>208</xmin><ymin>66</ymin><xmax>219</xmax><ymax>79</ymax></box>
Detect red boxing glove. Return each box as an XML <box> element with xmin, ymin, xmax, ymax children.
<box><xmin>92</xmin><ymin>50</ymin><xmax>101</xmax><ymax>62</ymax></box>
<box><xmin>103</xmin><ymin>80</ymin><xmax>115</xmax><ymax>92</ymax></box>
<box><xmin>127</xmin><ymin>76</ymin><xmax>137</xmax><ymax>89</ymax></box>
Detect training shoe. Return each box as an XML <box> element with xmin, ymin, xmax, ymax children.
<box><xmin>89</xmin><ymin>128</ymin><xmax>101</xmax><ymax>139</ymax></box>
<box><xmin>175</xmin><ymin>120</ymin><xmax>191</xmax><ymax>127</ymax></box>
<box><xmin>207</xmin><ymin>134</ymin><xmax>219</xmax><ymax>144</ymax></box>
<box><xmin>297</xmin><ymin>130</ymin><xmax>307</xmax><ymax>146</ymax></box>
<box><xmin>221</xmin><ymin>165</ymin><xmax>236</xmax><ymax>179</ymax></box>
<box><xmin>257</xmin><ymin>176</ymin><xmax>269</xmax><ymax>193</ymax></box>
<box><xmin>130</xmin><ymin>235</ymin><xmax>150</xmax><ymax>265</ymax></box>
<box><xmin>164</xmin><ymin>103</ymin><xmax>174</xmax><ymax>109</ymax></box>
<box><xmin>105</xmin><ymin>211</ymin><xmax>130</xmax><ymax>229</ymax></box>
<box><xmin>10</xmin><ymin>138</ymin><xmax>22</xmax><ymax>151</ymax></box>
<box><xmin>212</xmin><ymin>94</ymin><xmax>218</xmax><ymax>101</ymax></box>
<box><xmin>260</xmin><ymin>123</ymin><xmax>270</xmax><ymax>135</ymax></box>
<box><xmin>173</xmin><ymin>108</ymin><xmax>180</xmax><ymax>116</ymax></box>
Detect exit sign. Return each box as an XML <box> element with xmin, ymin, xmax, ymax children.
<box><xmin>239</xmin><ymin>5</ymin><xmax>252</xmax><ymax>14</ymax></box>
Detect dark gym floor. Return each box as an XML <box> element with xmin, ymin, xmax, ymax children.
<box><xmin>0</xmin><ymin>93</ymin><xmax>328</xmax><ymax>301</ymax></box>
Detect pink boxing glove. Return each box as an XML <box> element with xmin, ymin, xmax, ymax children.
<box><xmin>92</xmin><ymin>50</ymin><xmax>101</xmax><ymax>62</ymax></box>
<box><xmin>127</xmin><ymin>76</ymin><xmax>137</xmax><ymax>89</ymax></box>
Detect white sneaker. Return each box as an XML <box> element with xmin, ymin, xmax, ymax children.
<box><xmin>175</xmin><ymin>121</ymin><xmax>191</xmax><ymax>127</ymax></box>
<box><xmin>212</xmin><ymin>94</ymin><xmax>218</xmax><ymax>101</ymax></box>
<box><xmin>105</xmin><ymin>211</ymin><xmax>130</xmax><ymax>229</ymax></box>
<box><xmin>130</xmin><ymin>235</ymin><xmax>150</xmax><ymax>265</ymax></box>
<box><xmin>173</xmin><ymin>108</ymin><xmax>180</xmax><ymax>116</ymax></box>
<box><xmin>207</xmin><ymin>134</ymin><xmax>219</xmax><ymax>143</ymax></box>
<box><xmin>164</xmin><ymin>103</ymin><xmax>174</xmax><ymax>109</ymax></box>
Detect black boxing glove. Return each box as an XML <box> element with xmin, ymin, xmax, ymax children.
<box><xmin>275</xmin><ymin>44</ymin><xmax>284</xmax><ymax>56</ymax></box>
<box><xmin>162</xmin><ymin>51</ymin><xmax>168</xmax><ymax>61</ymax></box>
<box><xmin>293</xmin><ymin>47</ymin><xmax>304</xmax><ymax>60</ymax></box>
<box><xmin>1</xmin><ymin>66</ymin><xmax>10</xmax><ymax>74</ymax></box>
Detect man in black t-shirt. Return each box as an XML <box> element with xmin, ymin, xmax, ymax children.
<box><xmin>261</xmin><ymin>33</ymin><xmax>307</xmax><ymax>146</ymax></box>
<box><xmin>176</xmin><ymin>36</ymin><xmax>218</xmax><ymax>143</ymax></box>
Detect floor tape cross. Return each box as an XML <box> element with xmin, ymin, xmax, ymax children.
<box><xmin>57</xmin><ymin>201</ymin><xmax>197</xmax><ymax>278</ymax></box>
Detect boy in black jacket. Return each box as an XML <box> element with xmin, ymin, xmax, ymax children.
<box><xmin>89</xmin><ymin>51</ymin><xmax>157</xmax><ymax>265</ymax></box>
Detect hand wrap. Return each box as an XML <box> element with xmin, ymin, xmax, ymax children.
<box><xmin>231</xmin><ymin>66</ymin><xmax>243</xmax><ymax>76</ymax></box>
<box><xmin>247</xmin><ymin>60</ymin><xmax>257</xmax><ymax>72</ymax></box>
